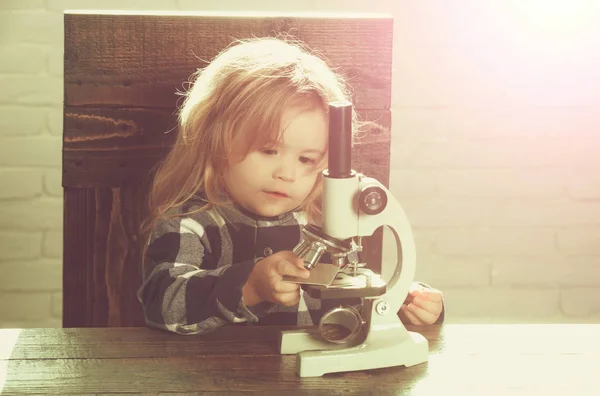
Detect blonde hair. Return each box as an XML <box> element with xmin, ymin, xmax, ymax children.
<box><xmin>144</xmin><ymin>37</ymin><xmax>361</xmax><ymax>238</ymax></box>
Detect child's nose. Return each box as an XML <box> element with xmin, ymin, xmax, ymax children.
<box><xmin>274</xmin><ymin>159</ymin><xmax>297</xmax><ymax>181</ymax></box>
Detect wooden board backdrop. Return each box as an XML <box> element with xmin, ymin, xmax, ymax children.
<box><xmin>63</xmin><ymin>12</ymin><xmax>393</xmax><ymax>327</ymax></box>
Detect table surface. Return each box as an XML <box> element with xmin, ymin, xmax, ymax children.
<box><xmin>1</xmin><ymin>324</ymin><xmax>599</xmax><ymax>395</ymax></box>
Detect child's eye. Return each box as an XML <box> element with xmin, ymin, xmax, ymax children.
<box><xmin>261</xmin><ymin>149</ymin><xmax>278</xmax><ymax>155</ymax></box>
<box><xmin>299</xmin><ymin>156</ymin><xmax>316</xmax><ymax>164</ymax></box>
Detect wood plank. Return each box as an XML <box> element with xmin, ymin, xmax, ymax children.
<box><xmin>3</xmin><ymin>326</ymin><xmax>442</xmax><ymax>360</ymax></box>
<box><xmin>63</xmin><ymin>187</ymin><xmax>147</xmax><ymax>328</ymax></box>
<box><xmin>62</xmin><ymin>188</ymin><xmax>94</xmax><ymax>328</ymax></box>
<box><xmin>1</xmin><ymin>326</ymin><xmax>599</xmax><ymax>395</ymax></box>
<box><xmin>0</xmin><ymin>356</ymin><xmax>429</xmax><ymax>394</ymax></box>
<box><xmin>62</xmin><ymin>108</ymin><xmax>390</xmax><ymax>188</ymax></box>
<box><xmin>64</xmin><ymin>13</ymin><xmax>393</xmax><ymax>110</ymax></box>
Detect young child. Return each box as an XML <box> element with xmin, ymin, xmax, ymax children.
<box><xmin>138</xmin><ymin>37</ymin><xmax>444</xmax><ymax>335</ymax></box>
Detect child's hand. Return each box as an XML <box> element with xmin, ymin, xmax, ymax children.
<box><xmin>242</xmin><ymin>251</ymin><xmax>310</xmax><ymax>307</ymax></box>
<box><xmin>399</xmin><ymin>282</ymin><xmax>443</xmax><ymax>325</ymax></box>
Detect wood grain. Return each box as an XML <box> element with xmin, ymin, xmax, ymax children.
<box><xmin>63</xmin><ymin>12</ymin><xmax>393</xmax><ymax>328</ymax></box>
<box><xmin>63</xmin><ymin>108</ymin><xmax>390</xmax><ymax>188</ymax></box>
<box><xmin>64</xmin><ymin>13</ymin><xmax>392</xmax><ymax>109</ymax></box>
<box><xmin>1</xmin><ymin>325</ymin><xmax>599</xmax><ymax>395</ymax></box>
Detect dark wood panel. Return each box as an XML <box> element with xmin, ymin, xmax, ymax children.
<box><xmin>63</xmin><ymin>12</ymin><xmax>393</xmax><ymax>328</ymax></box>
<box><xmin>64</xmin><ymin>186</ymin><xmax>147</xmax><ymax>327</ymax></box>
<box><xmin>64</xmin><ymin>13</ymin><xmax>393</xmax><ymax>109</ymax></box>
<box><xmin>62</xmin><ymin>108</ymin><xmax>390</xmax><ymax>188</ymax></box>
<box><xmin>63</xmin><ymin>189</ymin><xmax>94</xmax><ymax>328</ymax></box>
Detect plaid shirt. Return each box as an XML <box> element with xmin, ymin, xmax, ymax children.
<box><xmin>138</xmin><ymin>198</ymin><xmax>444</xmax><ymax>335</ymax></box>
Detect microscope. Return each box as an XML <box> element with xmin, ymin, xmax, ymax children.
<box><xmin>279</xmin><ymin>101</ymin><xmax>429</xmax><ymax>377</ymax></box>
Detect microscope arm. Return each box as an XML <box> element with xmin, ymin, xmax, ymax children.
<box><xmin>322</xmin><ymin>173</ymin><xmax>416</xmax><ymax>315</ymax></box>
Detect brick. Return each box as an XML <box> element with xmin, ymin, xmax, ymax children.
<box><xmin>43</xmin><ymin>169</ymin><xmax>62</xmax><ymax>197</ymax></box>
<box><xmin>567</xmin><ymin>172</ymin><xmax>600</xmax><ymax>199</ymax></box>
<box><xmin>441</xmin><ymin>107</ymin><xmax>600</xmax><ymax>141</ymax></box>
<box><xmin>434</xmin><ymin>228</ymin><xmax>557</xmax><ymax>256</ymax></box>
<box><xmin>415</xmin><ymin>256</ymin><xmax>491</xmax><ymax>288</ymax></box>
<box><xmin>51</xmin><ymin>291</ymin><xmax>62</xmax><ymax>318</ymax></box>
<box><xmin>391</xmin><ymin>139</ymin><xmax>600</xmax><ymax>169</ymax></box>
<box><xmin>401</xmin><ymin>199</ymin><xmax>490</xmax><ymax>228</ymax></box>
<box><xmin>561</xmin><ymin>288</ymin><xmax>600</xmax><ymax>317</ymax></box>
<box><xmin>46</xmin><ymin>44</ymin><xmax>63</xmax><ymax>76</ymax></box>
<box><xmin>391</xmin><ymin>108</ymin><xmax>447</xmax><ymax>142</ymax></box>
<box><xmin>487</xmin><ymin>201</ymin><xmax>600</xmax><ymax>227</ymax></box>
<box><xmin>403</xmin><ymin>199</ymin><xmax>600</xmax><ymax>228</ymax></box>
<box><xmin>492</xmin><ymin>256</ymin><xmax>600</xmax><ymax>287</ymax></box>
<box><xmin>437</xmin><ymin>169</ymin><xmax>566</xmax><ymax>199</ymax></box>
<box><xmin>557</xmin><ymin>228</ymin><xmax>600</xmax><ymax>255</ymax></box>
<box><xmin>412</xmin><ymin>229</ymin><xmax>437</xmax><ymax>255</ymax></box>
<box><xmin>0</xmin><ymin>43</ymin><xmax>49</xmax><ymax>74</ymax></box>
<box><xmin>0</xmin><ymin>231</ymin><xmax>43</xmax><ymax>261</ymax></box>
<box><xmin>0</xmin><ymin>106</ymin><xmax>47</xmax><ymax>136</ymax></box>
<box><xmin>0</xmin><ymin>11</ymin><xmax>62</xmax><ymax>45</ymax></box>
<box><xmin>46</xmin><ymin>107</ymin><xmax>63</xmax><ymax>136</ymax></box>
<box><xmin>0</xmin><ymin>292</ymin><xmax>52</xmax><ymax>320</ymax></box>
<box><xmin>392</xmin><ymin>106</ymin><xmax>600</xmax><ymax>146</ymax></box>
<box><xmin>0</xmin><ymin>197</ymin><xmax>62</xmax><ymax>230</ymax></box>
<box><xmin>0</xmin><ymin>318</ymin><xmax>62</xmax><ymax>328</ymax></box>
<box><xmin>0</xmin><ymin>0</ymin><xmax>45</xmax><ymax>9</ymax></box>
<box><xmin>42</xmin><ymin>230</ymin><xmax>62</xmax><ymax>258</ymax></box>
<box><xmin>441</xmin><ymin>287</ymin><xmax>561</xmax><ymax>318</ymax></box>
<box><xmin>177</xmin><ymin>0</ymin><xmax>308</xmax><ymax>11</ymax></box>
<box><xmin>389</xmin><ymin>139</ymin><xmax>424</xmax><ymax>170</ymax></box>
<box><xmin>0</xmin><ymin>259</ymin><xmax>61</xmax><ymax>291</ymax></box>
<box><xmin>381</xmin><ymin>228</ymin><xmax>441</xmax><ymax>281</ymax></box>
<box><xmin>46</xmin><ymin>0</ymin><xmax>178</xmax><ymax>11</ymax></box>
<box><xmin>382</xmin><ymin>229</ymin><xmax>437</xmax><ymax>257</ymax></box>
<box><xmin>389</xmin><ymin>169</ymin><xmax>438</xmax><ymax>198</ymax></box>
<box><xmin>0</xmin><ymin>136</ymin><xmax>61</xmax><ymax>167</ymax></box>
<box><xmin>0</xmin><ymin>169</ymin><xmax>44</xmax><ymax>199</ymax></box>
<box><xmin>0</xmin><ymin>75</ymin><xmax>62</xmax><ymax>105</ymax></box>
<box><xmin>394</xmin><ymin>5</ymin><xmax>600</xmax><ymax>107</ymax></box>
<box><xmin>394</xmin><ymin>1</ymin><xmax>497</xmax><ymax>48</ymax></box>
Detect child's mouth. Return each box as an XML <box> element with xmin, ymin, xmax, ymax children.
<box><xmin>264</xmin><ymin>191</ymin><xmax>289</xmax><ymax>198</ymax></box>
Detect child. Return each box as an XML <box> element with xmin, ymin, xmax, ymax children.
<box><xmin>138</xmin><ymin>37</ymin><xmax>444</xmax><ymax>335</ymax></box>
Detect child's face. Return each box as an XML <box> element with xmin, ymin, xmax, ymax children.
<box><xmin>224</xmin><ymin>106</ymin><xmax>327</xmax><ymax>218</ymax></box>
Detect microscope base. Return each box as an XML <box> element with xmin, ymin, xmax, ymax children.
<box><xmin>280</xmin><ymin>326</ymin><xmax>429</xmax><ymax>377</ymax></box>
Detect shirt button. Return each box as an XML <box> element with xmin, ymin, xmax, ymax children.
<box><xmin>263</xmin><ymin>247</ymin><xmax>273</xmax><ymax>256</ymax></box>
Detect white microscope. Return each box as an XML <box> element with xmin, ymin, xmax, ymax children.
<box><xmin>279</xmin><ymin>101</ymin><xmax>429</xmax><ymax>377</ymax></box>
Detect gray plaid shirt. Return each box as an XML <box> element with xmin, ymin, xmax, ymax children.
<box><xmin>138</xmin><ymin>198</ymin><xmax>443</xmax><ymax>335</ymax></box>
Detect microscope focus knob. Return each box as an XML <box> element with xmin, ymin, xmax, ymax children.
<box><xmin>358</xmin><ymin>185</ymin><xmax>388</xmax><ymax>215</ymax></box>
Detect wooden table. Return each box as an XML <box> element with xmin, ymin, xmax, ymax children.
<box><xmin>1</xmin><ymin>324</ymin><xmax>598</xmax><ymax>395</ymax></box>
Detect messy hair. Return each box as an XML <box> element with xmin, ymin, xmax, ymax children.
<box><xmin>144</xmin><ymin>37</ymin><xmax>361</xmax><ymax>238</ymax></box>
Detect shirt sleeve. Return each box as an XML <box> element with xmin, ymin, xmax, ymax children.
<box><xmin>137</xmin><ymin>215</ymin><xmax>272</xmax><ymax>335</ymax></box>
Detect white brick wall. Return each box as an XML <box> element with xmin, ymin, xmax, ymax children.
<box><xmin>1</xmin><ymin>0</ymin><xmax>599</xmax><ymax>328</ymax></box>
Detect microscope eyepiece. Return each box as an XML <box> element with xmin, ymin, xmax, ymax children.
<box><xmin>327</xmin><ymin>101</ymin><xmax>353</xmax><ymax>178</ymax></box>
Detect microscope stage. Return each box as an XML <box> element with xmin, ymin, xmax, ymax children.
<box><xmin>302</xmin><ymin>272</ymin><xmax>386</xmax><ymax>299</ymax></box>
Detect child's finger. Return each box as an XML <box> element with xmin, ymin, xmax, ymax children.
<box><xmin>407</xmin><ymin>302</ymin><xmax>437</xmax><ymax>325</ymax></box>
<box><xmin>273</xmin><ymin>280</ymin><xmax>300</xmax><ymax>293</ymax></box>
<box><xmin>400</xmin><ymin>304</ymin><xmax>424</xmax><ymax>325</ymax></box>
<box><xmin>277</xmin><ymin>260</ymin><xmax>310</xmax><ymax>279</ymax></box>
<box><xmin>412</xmin><ymin>297</ymin><xmax>443</xmax><ymax>317</ymax></box>
<box><xmin>280</xmin><ymin>251</ymin><xmax>307</xmax><ymax>271</ymax></box>
<box><xmin>417</xmin><ymin>290</ymin><xmax>443</xmax><ymax>302</ymax></box>
<box><xmin>276</xmin><ymin>290</ymin><xmax>301</xmax><ymax>307</ymax></box>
